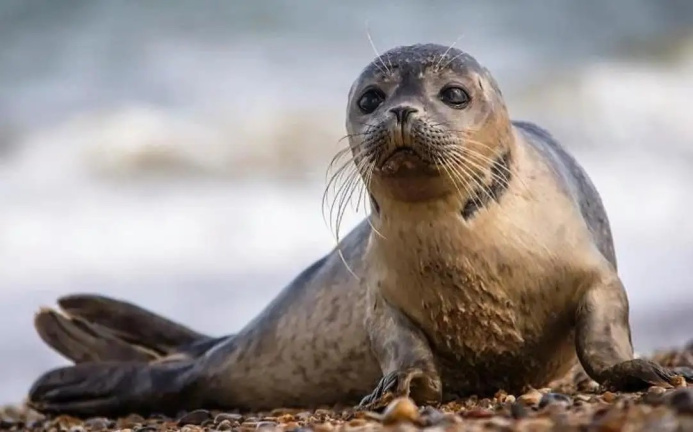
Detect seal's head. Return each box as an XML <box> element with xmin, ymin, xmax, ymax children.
<box><xmin>346</xmin><ymin>44</ymin><xmax>512</xmax><ymax>204</ymax></box>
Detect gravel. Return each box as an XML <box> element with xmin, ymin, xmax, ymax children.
<box><xmin>1</xmin><ymin>343</ymin><xmax>691</xmax><ymax>432</ymax></box>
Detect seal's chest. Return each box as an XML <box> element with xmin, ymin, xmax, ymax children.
<box><xmin>417</xmin><ymin>267</ymin><xmax>525</xmax><ymax>354</ymax></box>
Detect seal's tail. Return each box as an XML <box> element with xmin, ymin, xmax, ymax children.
<box><xmin>34</xmin><ymin>294</ymin><xmax>210</xmax><ymax>363</ymax></box>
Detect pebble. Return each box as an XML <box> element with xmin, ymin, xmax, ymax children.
<box><xmin>518</xmin><ymin>389</ymin><xmax>543</xmax><ymax>406</ymax></box>
<box><xmin>601</xmin><ymin>391</ymin><xmax>616</xmax><ymax>403</ymax></box>
<box><xmin>510</xmin><ymin>401</ymin><xmax>528</xmax><ymax>419</ymax></box>
<box><xmin>380</xmin><ymin>397</ymin><xmax>420</xmax><ymax>425</ymax></box>
<box><xmin>649</xmin><ymin>386</ymin><xmax>667</xmax><ymax>395</ymax></box>
<box><xmin>665</xmin><ymin>388</ymin><xmax>693</xmax><ymax>415</ymax></box>
<box><xmin>177</xmin><ymin>409</ymin><xmax>213</xmax><ymax>426</ymax></box>
<box><xmin>419</xmin><ymin>406</ymin><xmax>446</xmax><ymax>426</ymax></box>
<box><xmin>83</xmin><ymin>417</ymin><xmax>113</xmax><ymax>431</ymax></box>
<box><xmin>538</xmin><ymin>392</ymin><xmax>572</xmax><ymax>408</ymax></box>
<box><xmin>216</xmin><ymin>419</ymin><xmax>233</xmax><ymax>430</ymax></box>
<box><xmin>672</xmin><ymin>375</ymin><xmax>688</xmax><ymax>388</ymax></box>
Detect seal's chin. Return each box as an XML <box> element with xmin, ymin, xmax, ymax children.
<box><xmin>373</xmin><ymin>147</ymin><xmax>449</xmax><ymax>202</ymax></box>
<box><xmin>378</xmin><ymin>147</ymin><xmax>438</xmax><ymax>178</ymax></box>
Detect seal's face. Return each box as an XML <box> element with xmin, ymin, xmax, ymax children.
<box><xmin>346</xmin><ymin>44</ymin><xmax>511</xmax><ymax>203</ymax></box>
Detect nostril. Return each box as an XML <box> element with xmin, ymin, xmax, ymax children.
<box><xmin>389</xmin><ymin>106</ymin><xmax>418</xmax><ymax>124</ymax></box>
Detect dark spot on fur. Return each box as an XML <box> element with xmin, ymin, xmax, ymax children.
<box><xmin>370</xmin><ymin>194</ymin><xmax>380</xmax><ymax>215</ymax></box>
<box><xmin>461</xmin><ymin>150</ymin><xmax>513</xmax><ymax>220</ymax></box>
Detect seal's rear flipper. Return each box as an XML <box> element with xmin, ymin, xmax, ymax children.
<box><xmin>34</xmin><ymin>309</ymin><xmax>158</xmax><ymax>363</ymax></box>
<box><xmin>33</xmin><ymin>294</ymin><xmax>213</xmax><ymax>363</ymax></box>
<box><xmin>57</xmin><ymin>294</ymin><xmax>208</xmax><ymax>353</ymax></box>
<box><xmin>28</xmin><ymin>360</ymin><xmax>203</xmax><ymax>417</ymax></box>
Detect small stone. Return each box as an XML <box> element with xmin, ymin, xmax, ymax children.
<box><xmin>648</xmin><ymin>386</ymin><xmax>667</xmax><ymax>395</ymax></box>
<box><xmin>494</xmin><ymin>389</ymin><xmax>508</xmax><ymax>402</ymax></box>
<box><xmin>256</xmin><ymin>421</ymin><xmax>278</xmax><ymax>429</ymax></box>
<box><xmin>665</xmin><ymin>388</ymin><xmax>693</xmax><ymax>415</ymax></box>
<box><xmin>463</xmin><ymin>408</ymin><xmax>494</xmax><ymax>418</ymax></box>
<box><xmin>419</xmin><ymin>406</ymin><xmax>446</xmax><ymax>426</ymax></box>
<box><xmin>215</xmin><ymin>412</ymin><xmax>243</xmax><ymax>424</ymax></box>
<box><xmin>133</xmin><ymin>426</ymin><xmax>157</xmax><ymax>432</ymax></box>
<box><xmin>590</xmin><ymin>408</ymin><xmax>627</xmax><ymax>431</ymax></box>
<box><xmin>283</xmin><ymin>421</ymin><xmax>301</xmax><ymax>431</ymax></box>
<box><xmin>518</xmin><ymin>388</ymin><xmax>543</xmax><ymax>406</ymax></box>
<box><xmin>216</xmin><ymin>419</ymin><xmax>233</xmax><ymax>430</ymax></box>
<box><xmin>68</xmin><ymin>427</ymin><xmax>85</xmax><ymax>432</ymax></box>
<box><xmin>515</xmin><ymin>418</ymin><xmax>554</xmax><ymax>431</ymax></box>
<box><xmin>295</xmin><ymin>412</ymin><xmax>312</xmax><ymax>421</ymax></box>
<box><xmin>538</xmin><ymin>392</ymin><xmax>572</xmax><ymax>408</ymax></box>
<box><xmin>124</xmin><ymin>414</ymin><xmax>146</xmax><ymax>426</ymax></box>
<box><xmin>177</xmin><ymin>409</ymin><xmax>213</xmax><ymax>426</ymax></box>
<box><xmin>484</xmin><ymin>417</ymin><xmax>512</xmax><ymax>428</ymax></box>
<box><xmin>84</xmin><ymin>417</ymin><xmax>111</xmax><ymax>431</ymax></box>
<box><xmin>510</xmin><ymin>401</ymin><xmax>528</xmax><ymax>419</ymax></box>
<box><xmin>381</xmin><ymin>397</ymin><xmax>420</xmax><ymax>425</ymax></box>
<box><xmin>504</xmin><ymin>395</ymin><xmax>516</xmax><ymax>404</ymax></box>
<box><xmin>347</xmin><ymin>418</ymin><xmax>367</xmax><ymax>427</ymax></box>
<box><xmin>601</xmin><ymin>391</ymin><xmax>616</xmax><ymax>403</ymax></box>
<box><xmin>672</xmin><ymin>375</ymin><xmax>688</xmax><ymax>388</ymax></box>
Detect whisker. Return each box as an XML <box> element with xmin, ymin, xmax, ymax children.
<box><xmin>434</xmin><ymin>34</ymin><xmax>464</xmax><ymax>72</ymax></box>
<box><xmin>436</xmin><ymin>154</ymin><xmax>474</xmax><ymax>204</ymax></box>
<box><xmin>445</xmin><ymin>151</ymin><xmax>496</xmax><ymax>204</ymax></box>
<box><xmin>365</xmin><ymin>22</ymin><xmax>390</xmax><ymax>75</ymax></box>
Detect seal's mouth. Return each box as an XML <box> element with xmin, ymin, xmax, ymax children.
<box><xmin>379</xmin><ymin>147</ymin><xmax>435</xmax><ymax>177</ymax></box>
<box><xmin>381</xmin><ymin>147</ymin><xmax>420</xmax><ymax>165</ymax></box>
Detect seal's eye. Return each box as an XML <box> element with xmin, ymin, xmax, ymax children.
<box><xmin>439</xmin><ymin>86</ymin><xmax>470</xmax><ymax>109</ymax></box>
<box><xmin>357</xmin><ymin>89</ymin><xmax>385</xmax><ymax>114</ymax></box>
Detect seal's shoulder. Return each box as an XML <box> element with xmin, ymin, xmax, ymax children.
<box><xmin>512</xmin><ymin>120</ymin><xmax>617</xmax><ymax>267</ymax></box>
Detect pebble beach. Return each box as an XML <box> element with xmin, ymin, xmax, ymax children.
<box><xmin>1</xmin><ymin>342</ymin><xmax>691</xmax><ymax>432</ymax></box>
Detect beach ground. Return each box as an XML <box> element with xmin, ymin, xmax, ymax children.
<box><xmin>1</xmin><ymin>341</ymin><xmax>691</xmax><ymax>432</ymax></box>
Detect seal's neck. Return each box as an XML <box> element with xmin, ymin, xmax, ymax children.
<box><xmin>460</xmin><ymin>149</ymin><xmax>513</xmax><ymax>220</ymax></box>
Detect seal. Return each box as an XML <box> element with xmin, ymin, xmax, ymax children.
<box><xmin>27</xmin><ymin>43</ymin><xmax>692</xmax><ymax>417</ymax></box>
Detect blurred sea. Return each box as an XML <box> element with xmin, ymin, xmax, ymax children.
<box><xmin>1</xmin><ymin>0</ymin><xmax>693</xmax><ymax>404</ymax></box>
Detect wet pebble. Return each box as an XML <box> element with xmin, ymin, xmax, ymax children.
<box><xmin>380</xmin><ymin>397</ymin><xmax>420</xmax><ymax>425</ymax></box>
<box><xmin>216</xmin><ymin>419</ymin><xmax>233</xmax><ymax>430</ymax></box>
<box><xmin>256</xmin><ymin>420</ymin><xmax>278</xmax><ymax>429</ymax></box>
<box><xmin>510</xmin><ymin>401</ymin><xmax>528</xmax><ymax>419</ymax></box>
<box><xmin>518</xmin><ymin>388</ymin><xmax>543</xmax><ymax>406</ymax></box>
<box><xmin>538</xmin><ymin>392</ymin><xmax>572</xmax><ymax>408</ymax></box>
<box><xmin>177</xmin><ymin>409</ymin><xmax>213</xmax><ymax>426</ymax></box>
<box><xmin>133</xmin><ymin>426</ymin><xmax>157</xmax><ymax>432</ymax></box>
<box><xmin>601</xmin><ymin>391</ymin><xmax>616</xmax><ymax>403</ymax></box>
<box><xmin>665</xmin><ymin>387</ymin><xmax>693</xmax><ymax>415</ymax></box>
<box><xmin>419</xmin><ymin>406</ymin><xmax>446</xmax><ymax>426</ymax></box>
<box><xmin>83</xmin><ymin>417</ymin><xmax>113</xmax><ymax>431</ymax></box>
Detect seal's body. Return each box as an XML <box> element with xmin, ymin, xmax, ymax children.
<box><xmin>28</xmin><ymin>44</ymin><xmax>687</xmax><ymax>417</ymax></box>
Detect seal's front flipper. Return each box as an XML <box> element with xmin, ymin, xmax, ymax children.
<box><xmin>575</xmin><ymin>275</ymin><xmax>689</xmax><ymax>391</ymax></box>
<box><xmin>28</xmin><ymin>360</ymin><xmax>203</xmax><ymax>417</ymax></box>
<box><xmin>57</xmin><ymin>294</ymin><xmax>208</xmax><ymax>354</ymax></box>
<box><xmin>359</xmin><ymin>295</ymin><xmax>442</xmax><ymax>409</ymax></box>
<box><xmin>599</xmin><ymin>359</ymin><xmax>678</xmax><ymax>391</ymax></box>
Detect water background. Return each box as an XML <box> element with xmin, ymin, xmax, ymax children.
<box><xmin>1</xmin><ymin>0</ymin><xmax>693</xmax><ymax>404</ymax></box>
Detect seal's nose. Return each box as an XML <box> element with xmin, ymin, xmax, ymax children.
<box><xmin>389</xmin><ymin>106</ymin><xmax>418</xmax><ymax>124</ymax></box>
